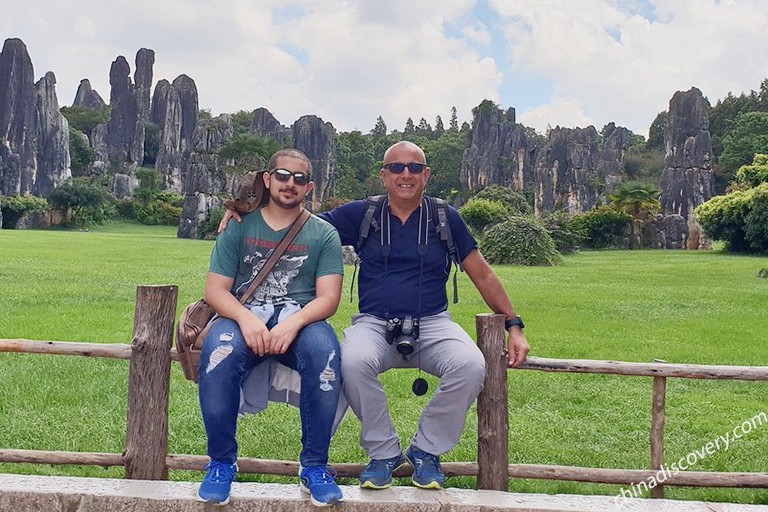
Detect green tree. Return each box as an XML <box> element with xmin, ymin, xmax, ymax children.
<box><xmin>423</xmin><ymin>131</ymin><xmax>467</xmax><ymax>200</ymax></box>
<box><xmin>134</xmin><ymin>167</ymin><xmax>160</xmax><ymax>206</ymax></box>
<box><xmin>231</xmin><ymin>110</ymin><xmax>254</xmax><ymax>136</ymax></box>
<box><xmin>404</xmin><ymin>117</ymin><xmax>415</xmax><ymax>134</ymax></box>
<box><xmin>719</xmin><ymin>112</ymin><xmax>768</xmax><ymax>179</ymax></box>
<box><xmin>734</xmin><ymin>153</ymin><xmax>768</xmax><ymax>188</ymax></box>
<box><xmin>646</xmin><ymin>111</ymin><xmax>667</xmax><ymax>151</ymax></box>
<box><xmin>370</xmin><ymin>116</ymin><xmax>387</xmax><ymax>140</ymax></box>
<box><xmin>0</xmin><ymin>195</ymin><xmax>48</xmax><ymax>228</ymax></box>
<box><xmin>608</xmin><ymin>181</ymin><xmax>661</xmax><ymax>220</ymax></box>
<box><xmin>449</xmin><ymin>106</ymin><xmax>459</xmax><ymax>132</ymax></box>
<box><xmin>459</xmin><ymin>198</ymin><xmax>508</xmax><ymax>234</ymax></box>
<box><xmin>68</xmin><ymin>127</ymin><xmax>93</xmax><ymax>176</ymax></box>
<box><xmin>60</xmin><ymin>106</ymin><xmax>110</xmax><ymax>135</ymax></box>
<box><xmin>48</xmin><ymin>177</ymin><xmax>107</xmax><ymax>226</ymax></box>
<box><xmin>335</xmin><ymin>131</ymin><xmax>376</xmax><ymax>199</ymax></box>
<box><xmin>473</xmin><ymin>185</ymin><xmax>531</xmax><ymax>215</ymax></box>
<box><xmin>219</xmin><ymin>134</ymin><xmax>281</xmax><ymax>173</ymax></box>
<box><xmin>434</xmin><ymin>115</ymin><xmax>445</xmax><ymax>138</ymax></box>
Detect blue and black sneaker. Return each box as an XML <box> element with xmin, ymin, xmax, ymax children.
<box><xmin>197</xmin><ymin>460</ymin><xmax>238</xmax><ymax>505</ymax></box>
<box><xmin>300</xmin><ymin>465</ymin><xmax>344</xmax><ymax>507</ymax></box>
<box><xmin>359</xmin><ymin>453</ymin><xmax>407</xmax><ymax>489</ymax></box>
<box><xmin>404</xmin><ymin>445</ymin><xmax>445</xmax><ymax>489</ymax></box>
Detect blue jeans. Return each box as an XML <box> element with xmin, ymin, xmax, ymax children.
<box><xmin>198</xmin><ymin>310</ymin><xmax>341</xmax><ymax>467</ymax></box>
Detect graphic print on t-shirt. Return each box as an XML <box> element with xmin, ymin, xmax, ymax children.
<box><xmin>235</xmin><ymin>246</ymin><xmax>308</xmax><ymax>305</ymax></box>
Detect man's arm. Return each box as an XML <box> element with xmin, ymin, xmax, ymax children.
<box><xmin>204</xmin><ymin>272</ymin><xmax>271</xmax><ymax>356</ymax></box>
<box><xmin>268</xmin><ymin>274</ymin><xmax>343</xmax><ymax>354</ymax></box>
<box><xmin>461</xmin><ymin>249</ymin><xmax>530</xmax><ymax>367</ymax></box>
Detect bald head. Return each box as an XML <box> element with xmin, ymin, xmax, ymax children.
<box><xmin>383</xmin><ymin>141</ymin><xmax>426</xmax><ymax>165</ymax></box>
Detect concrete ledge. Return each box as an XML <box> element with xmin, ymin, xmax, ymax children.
<box><xmin>1</xmin><ymin>473</ymin><xmax>767</xmax><ymax>511</ymax></box>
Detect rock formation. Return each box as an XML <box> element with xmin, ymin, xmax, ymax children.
<box><xmin>0</xmin><ymin>38</ymin><xmax>70</xmax><ymax>196</ymax></box>
<box><xmin>292</xmin><ymin>115</ymin><xmax>336</xmax><ymax>210</ymax></box>
<box><xmin>72</xmin><ymin>79</ymin><xmax>106</xmax><ymax>109</ymax></box>
<box><xmin>104</xmin><ymin>49</ymin><xmax>154</xmax><ymax>176</ymax></box>
<box><xmin>460</xmin><ymin>104</ymin><xmax>535</xmax><ymax>192</ymax></box>
<box><xmin>151</xmin><ymin>74</ymin><xmax>198</xmax><ymax>192</ymax></box>
<box><xmin>533</xmin><ymin>126</ymin><xmax>600</xmax><ymax>215</ymax></box>
<box><xmin>597</xmin><ymin>123</ymin><xmax>632</xmax><ymax>196</ymax></box>
<box><xmin>251</xmin><ymin>107</ymin><xmax>287</xmax><ymax>145</ymax></box>
<box><xmin>659</xmin><ymin>87</ymin><xmax>714</xmax><ymax>249</ymax></box>
<box><xmin>177</xmin><ymin>114</ymin><xmax>235</xmax><ymax>238</ymax></box>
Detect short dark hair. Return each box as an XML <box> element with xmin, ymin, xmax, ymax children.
<box><xmin>267</xmin><ymin>149</ymin><xmax>312</xmax><ymax>176</ymax></box>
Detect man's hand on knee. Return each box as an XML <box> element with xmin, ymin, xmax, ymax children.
<box><xmin>268</xmin><ymin>316</ymin><xmax>301</xmax><ymax>354</ymax></box>
<box><xmin>238</xmin><ymin>315</ymin><xmax>271</xmax><ymax>356</ymax></box>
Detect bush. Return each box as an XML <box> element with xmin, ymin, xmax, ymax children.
<box><xmin>48</xmin><ymin>177</ymin><xmax>111</xmax><ymax>227</ymax></box>
<box><xmin>695</xmin><ymin>187</ymin><xmax>757</xmax><ymax>252</ymax></box>
<box><xmin>198</xmin><ymin>207</ymin><xmax>224</xmax><ymax>240</ymax></box>
<box><xmin>734</xmin><ymin>154</ymin><xmax>768</xmax><ymax>188</ymax></box>
<box><xmin>0</xmin><ymin>195</ymin><xmax>48</xmax><ymax>228</ymax></box>
<box><xmin>479</xmin><ymin>216</ymin><xmax>561</xmax><ymax>266</ymax></box>
<box><xmin>473</xmin><ymin>185</ymin><xmax>531</xmax><ymax>215</ymax></box>
<box><xmin>569</xmin><ymin>207</ymin><xmax>631</xmax><ymax>249</ymax></box>
<box><xmin>69</xmin><ymin>128</ymin><xmax>93</xmax><ymax>176</ymax></box>
<box><xmin>135</xmin><ymin>200</ymin><xmax>182</xmax><ymax>225</ymax></box>
<box><xmin>459</xmin><ymin>198</ymin><xmax>509</xmax><ymax>234</ymax></box>
<box><xmin>540</xmin><ymin>211</ymin><xmax>585</xmax><ymax>254</ymax></box>
<box><xmin>744</xmin><ymin>188</ymin><xmax>768</xmax><ymax>252</ymax></box>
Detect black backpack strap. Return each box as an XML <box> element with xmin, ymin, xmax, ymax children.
<box><xmin>427</xmin><ymin>196</ymin><xmax>461</xmax><ymax>304</ymax></box>
<box><xmin>356</xmin><ymin>195</ymin><xmax>386</xmax><ymax>253</ymax></box>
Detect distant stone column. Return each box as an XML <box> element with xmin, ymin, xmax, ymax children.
<box><xmin>659</xmin><ymin>87</ymin><xmax>714</xmax><ymax>249</ymax></box>
<box><xmin>292</xmin><ymin>115</ymin><xmax>336</xmax><ymax>210</ymax></box>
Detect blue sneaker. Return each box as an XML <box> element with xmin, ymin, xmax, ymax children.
<box><xmin>359</xmin><ymin>453</ymin><xmax>406</xmax><ymax>489</ymax></box>
<box><xmin>197</xmin><ymin>460</ymin><xmax>237</xmax><ymax>505</ymax></box>
<box><xmin>300</xmin><ymin>465</ymin><xmax>344</xmax><ymax>507</ymax></box>
<box><xmin>404</xmin><ymin>445</ymin><xmax>444</xmax><ymax>489</ymax></box>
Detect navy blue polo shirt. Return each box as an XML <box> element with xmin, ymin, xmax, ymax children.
<box><xmin>319</xmin><ymin>198</ymin><xmax>477</xmax><ymax>319</ymax></box>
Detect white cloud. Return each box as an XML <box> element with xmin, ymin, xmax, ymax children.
<box><xmin>518</xmin><ymin>97</ymin><xmax>595</xmax><ymax>133</ymax></box>
<box><xmin>490</xmin><ymin>0</ymin><xmax>768</xmax><ymax>136</ymax></box>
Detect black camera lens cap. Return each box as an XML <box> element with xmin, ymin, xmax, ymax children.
<box><xmin>412</xmin><ymin>377</ymin><xmax>428</xmax><ymax>396</ymax></box>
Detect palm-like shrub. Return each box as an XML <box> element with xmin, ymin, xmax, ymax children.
<box><xmin>609</xmin><ymin>181</ymin><xmax>661</xmax><ymax>220</ymax></box>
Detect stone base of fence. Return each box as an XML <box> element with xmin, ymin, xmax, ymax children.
<box><xmin>2</xmin><ymin>474</ymin><xmax>767</xmax><ymax>512</ymax></box>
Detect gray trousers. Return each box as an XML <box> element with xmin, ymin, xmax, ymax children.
<box><xmin>341</xmin><ymin>312</ymin><xmax>486</xmax><ymax>459</ymax></box>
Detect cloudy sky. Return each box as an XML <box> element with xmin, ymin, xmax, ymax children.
<box><xmin>4</xmin><ymin>0</ymin><xmax>768</xmax><ymax>137</ymax></box>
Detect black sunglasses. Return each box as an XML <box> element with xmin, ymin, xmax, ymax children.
<box><xmin>270</xmin><ymin>168</ymin><xmax>309</xmax><ymax>186</ymax></box>
<box><xmin>382</xmin><ymin>162</ymin><xmax>427</xmax><ymax>174</ymax></box>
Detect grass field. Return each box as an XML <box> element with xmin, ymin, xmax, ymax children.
<box><xmin>0</xmin><ymin>222</ymin><xmax>767</xmax><ymax>504</ymax></box>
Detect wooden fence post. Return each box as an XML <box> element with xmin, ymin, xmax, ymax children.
<box><xmin>124</xmin><ymin>285</ymin><xmax>177</xmax><ymax>480</ymax></box>
<box><xmin>476</xmin><ymin>313</ymin><xmax>509</xmax><ymax>491</ymax></box>
<box><xmin>650</xmin><ymin>375</ymin><xmax>667</xmax><ymax>498</ymax></box>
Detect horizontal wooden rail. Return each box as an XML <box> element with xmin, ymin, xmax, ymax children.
<box><xmin>3</xmin><ymin>449</ymin><xmax>767</xmax><ymax>488</ymax></box>
<box><xmin>0</xmin><ymin>339</ymin><xmax>179</xmax><ymax>361</ymax></box>
<box><xmin>519</xmin><ymin>356</ymin><xmax>768</xmax><ymax>381</ymax></box>
<box><xmin>4</xmin><ymin>340</ymin><xmax>767</xmax><ymax>380</ymax></box>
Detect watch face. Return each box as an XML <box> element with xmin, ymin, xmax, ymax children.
<box><xmin>506</xmin><ymin>316</ymin><xmax>524</xmax><ymax>330</ymax></box>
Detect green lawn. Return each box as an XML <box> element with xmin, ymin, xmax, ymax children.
<box><xmin>1</xmin><ymin>222</ymin><xmax>767</xmax><ymax>504</ymax></box>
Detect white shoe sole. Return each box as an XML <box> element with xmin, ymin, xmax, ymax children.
<box><xmin>300</xmin><ymin>482</ymin><xmax>344</xmax><ymax>507</ymax></box>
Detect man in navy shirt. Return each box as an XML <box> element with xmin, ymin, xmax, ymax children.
<box><xmin>320</xmin><ymin>141</ymin><xmax>529</xmax><ymax>490</ymax></box>
<box><xmin>221</xmin><ymin>141</ymin><xmax>529</xmax><ymax>490</ymax></box>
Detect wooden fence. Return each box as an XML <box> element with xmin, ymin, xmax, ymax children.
<box><xmin>1</xmin><ymin>285</ymin><xmax>767</xmax><ymax>498</ymax></box>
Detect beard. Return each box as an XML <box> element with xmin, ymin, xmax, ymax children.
<box><xmin>269</xmin><ymin>188</ymin><xmax>304</xmax><ymax>210</ymax></box>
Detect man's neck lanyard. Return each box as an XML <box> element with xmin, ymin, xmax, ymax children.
<box><xmin>382</xmin><ymin>197</ymin><xmax>429</xmax><ymax>320</ymax></box>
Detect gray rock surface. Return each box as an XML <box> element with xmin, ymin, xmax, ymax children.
<box><xmin>659</xmin><ymin>87</ymin><xmax>714</xmax><ymax>249</ymax></box>
<box><xmin>597</xmin><ymin>122</ymin><xmax>632</xmax><ymax>195</ymax></box>
<box><xmin>292</xmin><ymin>115</ymin><xmax>336</xmax><ymax>210</ymax></box>
<box><xmin>251</xmin><ymin>107</ymin><xmax>288</xmax><ymax>145</ymax></box>
<box><xmin>177</xmin><ymin>114</ymin><xmax>235</xmax><ymax>238</ymax></box>
<box><xmin>533</xmin><ymin>126</ymin><xmax>600</xmax><ymax>215</ymax></box>
<box><xmin>461</xmin><ymin>105</ymin><xmax>535</xmax><ymax>193</ymax></box>
<box><xmin>72</xmin><ymin>78</ymin><xmax>106</xmax><ymax>109</ymax></box>
<box><xmin>104</xmin><ymin>49</ymin><xmax>154</xmax><ymax>173</ymax></box>
<box><xmin>110</xmin><ymin>172</ymin><xmax>137</xmax><ymax>200</ymax></box>
<box><xmin>152</xmin><ymin>75</ymin><xmax>199</xmax><ymax>192</ymax></box>
<box><xmin>0</xmin><ymin>38</ymin><xmax>70</xmax><ymax>196</ymax></box>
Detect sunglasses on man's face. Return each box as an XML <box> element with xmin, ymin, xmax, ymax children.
<box><xmin>270</xmin><ymin>168</ymin><xmax>309</xmax><ymax>186</ymax></box>
<box><xmin>382</xmin><ymin>162</ymin><xmax>427</xmax><ymax>174</ymax></box>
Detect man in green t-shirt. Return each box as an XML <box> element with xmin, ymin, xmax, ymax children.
<box><xmin>197</xmin><ymin>148</ymin><xmax>344</xmax><ymax>507</ymax></box>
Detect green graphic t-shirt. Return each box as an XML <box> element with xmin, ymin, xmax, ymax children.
<box><xmin>209</xmin><ymin>210</ymin><xmax>343</xmax><ymax>306</ymax></box>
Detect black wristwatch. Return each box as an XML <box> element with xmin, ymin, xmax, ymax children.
<box><xmin>505</xmin><ymin>316</ymin><xmax>525</xmax><ymax>330</ymax></box>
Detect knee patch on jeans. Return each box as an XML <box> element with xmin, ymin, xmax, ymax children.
<box><xmin>206</xmin><ymin>337</ymin><xmax>234</xmax><ymax>374</ymax></box>
<box><xmin>318</xmin><ymin>350</ymin><xmax>338</xmax><ymax>392</ymax></box>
